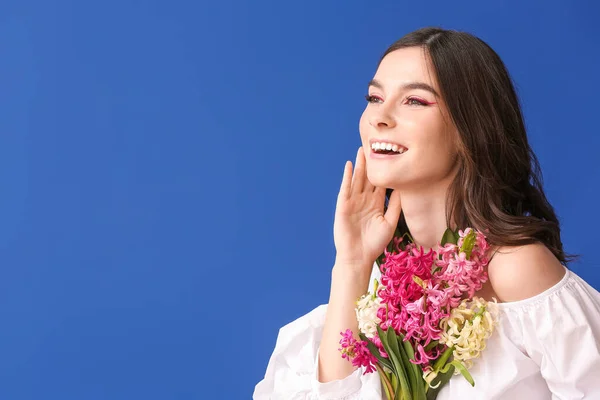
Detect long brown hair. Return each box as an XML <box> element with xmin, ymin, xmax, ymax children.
<box><xmin>381</xmin><ymin>27</ymin><xmax>574</xmax><ymax>264</ymax></box>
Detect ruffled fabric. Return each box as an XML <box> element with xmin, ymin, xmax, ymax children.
<box><xmin>253</xmin><ymin>303</ymin><xmax>382</xmax><ymax>400</ymax></box>
<box><xmin>254</xmin><ymin>265</ymin><xmax>600</xmax><ymax>400</ymax></box>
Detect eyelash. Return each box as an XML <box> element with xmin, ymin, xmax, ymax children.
<box><xmin>364</xmin><ymin>94</ymin><xmax>429</xmax><ymax>106</ymax></box>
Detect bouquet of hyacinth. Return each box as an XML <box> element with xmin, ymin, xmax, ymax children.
<box><xmin>339</xmin><ymin>228</ymin><xmax>497</xmax><ymax>400</ymax></box>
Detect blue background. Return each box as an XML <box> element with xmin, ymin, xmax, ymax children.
<box><xmin>0</xmin><ymin>1</ymin><xmax>598</xmax><ymax>399</ymax></box>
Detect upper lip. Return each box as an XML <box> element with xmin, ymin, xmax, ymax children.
<box><xmin>368</xmin><ymin>138</ymin><xmax>408</xmax><ymax>150</ymax></box>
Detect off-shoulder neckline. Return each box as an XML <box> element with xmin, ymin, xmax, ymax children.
<box><xmin>368</xmin><ymin>263</ymin><xmax>574</xmax><ymax>310</ymax></box>
<box><xmin>495</xmin><ymin>265</ymin><xmax>571</xmax><ymax>309</ymax></box>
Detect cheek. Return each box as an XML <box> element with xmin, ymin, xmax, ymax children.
<box><xmin>414</xmin><ymin>120</ymin><xmax>459</xmax><ymax>168</ymax></box>
<box><xmin>358</xmin><ymin>110</ymin><xmax>370</xmax><ymax>144</ymax></box>
<box><xmin>417</xmin><ymin>115</ymin><xmax>455</xmax><ymax>149</ymax></box>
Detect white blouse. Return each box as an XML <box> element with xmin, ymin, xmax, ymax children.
<box><xmin>254</xmin><ymin>264</ymin><xmax>600</xmax><ymax>399</ymax></box>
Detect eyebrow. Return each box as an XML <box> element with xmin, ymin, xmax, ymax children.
<box><xmin>368</xmin><ymin>79</ymin><xmax>439</xmax><ymax>97</ymax></box>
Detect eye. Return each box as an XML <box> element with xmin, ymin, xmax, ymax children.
<box><xmin>365</xmin><ymin>94</ymin><xmax>383</xmax><ymax>104</ymax></box>
<box><xmin>405</xmin><ymin>97</ymin><xmax>429</xmax><ymax>106</ymax></box>
<box><xmin>405</xmin><ymin>97</ymin><xmax>431</xmax><ymax>106</ymax></box>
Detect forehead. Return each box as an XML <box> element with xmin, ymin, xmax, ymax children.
<box><xmin>374</xmin><ymin>47</ymin><xmax>438</xmax><ymax>89</ymax></box>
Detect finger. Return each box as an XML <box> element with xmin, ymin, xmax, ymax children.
<box><xmin>351</xmin><ymin>147</ymin><xmax>366</xmax><ymax>194</ymax></box>
<box><xmin>364</xmin><ymin>171</ymin><xmax>375</xmax><ymax>193</ymax></box>
<box><xmin>339</xmin><ymin>160</ymin><xmax>353</xmax><ymax>200</ymax></box>
<box><xmin>371</xmin><ymin>180</ymin><xmax>383</xmax><ymax>193</ymax></box>
<box><xmin>372</xmin><ymin>185</ymin><xmax>386</xmax><ymax>213</ymax></box>
<box><xmin>384</xmin><ymin>189</ymin><xmax>402</xmax><ymax>227</ymax></box>
<box><xmin>373</xmin><ymin>186</ymin><xmax>386</xmax><ymax>198</ymax></box>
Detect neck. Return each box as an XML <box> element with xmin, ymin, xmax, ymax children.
<box><xmin>398</xmin><ymin>181</ymin><xmax>455</xmax><ymax>252</ymax></box>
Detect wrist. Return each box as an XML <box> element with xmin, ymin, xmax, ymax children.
<box><xmin>333</xmin><ymin>257</ymin><xmax>373</xmax><ymax>273</ymax></box>
<box><xmin>328</xmin><ymin>266</ymin><xmax>371</xmax><ymax>307</ymax></box>
<box><xmin>332</xmin><ymin>259</ymin><xmax>373</xmax><ymax>285</ymax></box>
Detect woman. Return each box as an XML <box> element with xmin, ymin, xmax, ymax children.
<box><xmin>253</xmin><ymin>27</ymin><xmax>600</xmax><ymax>399</ymax></box>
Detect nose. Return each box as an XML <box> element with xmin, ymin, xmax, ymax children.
<box><xmin>369</xmin><ymin>106</ymin><xmax>397</xmax><ymax>129</ymax></box>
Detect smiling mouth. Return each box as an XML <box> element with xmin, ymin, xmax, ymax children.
<box><xmin>373</xmin><ymin>149</ymin><xmax>405</xmax><ymax>155</ymax></box>
<box><xmin>370</xmin><ymin>142</ymin><xmax>408</xmax><ymax>155</ymax></box>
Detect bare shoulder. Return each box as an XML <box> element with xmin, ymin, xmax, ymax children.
<box><xmin>487</xmin><ymin>242</ymin><xmax>567</xmax><ymax>303</ymax></box>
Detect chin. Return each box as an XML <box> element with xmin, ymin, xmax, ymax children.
<box><xmin>366</xmin><ymin>168</ymin><xmax>403</xmax><ymax>189</ymax></box>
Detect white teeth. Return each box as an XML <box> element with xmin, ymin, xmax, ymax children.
<box><xmin>370</xmin><ymin>141</ymin><xmax>407</xmax><ymax>154</ymax></box>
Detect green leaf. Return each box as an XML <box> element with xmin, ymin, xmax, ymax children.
<box><xmin>448</xmin><ymin>360</ymin><xmax>474</xmax><ymax>387</ymax></box>
<box><xmin>359</xmin><ymin>333</ymin><xmax>393</xmax><ymax>372</ymax></box>
<box><xmin>425</xmin><ymin>365</ymin><xmax>455</xmax><ymax>400</ymax></box>
<box><xmin>407</xmin><ymin>356</ymin><xmax>426</xmax><ymax>399</ymax></box>
<box><xmin>424</xmin><ymin>341</ymin><xmax>439</xmax><ymax>352</ymax></box>
<box><xmin>398</xmin><ymin>334</ymin><xmax>426</xmax><ymax>400</ymax></box>
<box><xmin>396</xmin><ymin>337</ymin><xmax>416</xmax><ymax>395</ymax></box>
<box><xmin>440</xmin><ymin>228</ymin><xmax>458</xmax><ymax>246</ymax></box>
<box><xmin>397</xmin><ymin>333</ymin><xmax>414</xmax><ymax>359</ymax></box>
<box><xmin>376</xmin><ymin>326</ymin><xmax>395</xmax><ymax>375</ymax></box>
<box><xmin>375</xmin><ymin>326</ymin><xmax>405</xmax><ymax>400</ymax></box>
<box><xmin>391</xmin><ymin>373</ymin><xmax>399</xmax><ymax>396</ymax></box>
<box><xmin>459</xmin><ymin>229</ymin><xmax>476</xmax><ymax>258</ymax></box>
<box><xmin>384</xmin><ymin>328</ymin><xmax>412</xmax><ymax>400</ymax></box>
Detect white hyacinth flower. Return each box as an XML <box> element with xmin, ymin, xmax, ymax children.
<box><xmin>355</xmin><ymin>280</ymin><xmax>383</xmax><ymax>339</ymax></box>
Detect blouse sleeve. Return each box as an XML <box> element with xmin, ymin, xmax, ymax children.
<box><xmin>253</xmin><ymin>265</ymin><xmax>383</xmax><ymax>400</ymax></box>
<box><xmin>509</xmin><ymin>270</ymin><xmax>600</xmax><ymax>399</ymax></box>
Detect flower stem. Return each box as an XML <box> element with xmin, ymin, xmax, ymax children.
<box><xmin>433</xmin><ymin>346</ymin><xmax>454</xmax><ymax>371</ymax></box>
<box><xmin>376</xmin><ymin>364</ymin><xmax>394</xmax><ymax>400</ymax></box>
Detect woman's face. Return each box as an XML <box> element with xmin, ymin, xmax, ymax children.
<box><xmin>359</xmin><ymin>47</ymin><xmax>460</xmax><ymax>191</ymax></box>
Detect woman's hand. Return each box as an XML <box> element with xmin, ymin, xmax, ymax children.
<box><xmin>318</xmin><ymin>147</ymin><xmax>403</xmax><ymax>384</ymax></box>
<box><xmin>333</xmin><ymin>147</ymin><xmax>402</xmax><ymax>271</ymax></box>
